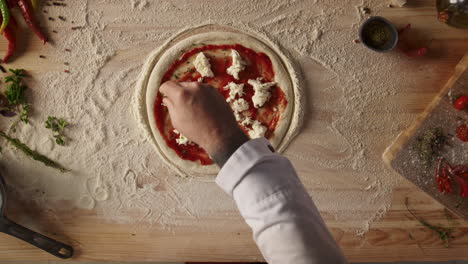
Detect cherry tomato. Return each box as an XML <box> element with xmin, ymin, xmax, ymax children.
<box><xmin>457</xmin><ymin>125</ymin><xmax>468</xmax><ymax>142</ymax></box>
<box><xmin>454</xmin><ymin>95</ymin><xmax>468</xmax><ymax>110</ymax></box>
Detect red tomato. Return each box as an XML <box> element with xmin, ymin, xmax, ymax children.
<box><xmin>454</xmin><ymin>95</ymin><xmax>468</xmax><ymax>110</ymax></box>
<box><xmin>457</xmin><ymin>125</ymin><xmax>468</xmax><ymax>142</ymax></box>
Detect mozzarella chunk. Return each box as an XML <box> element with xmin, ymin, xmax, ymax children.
<box><xmin>248</xmin><ymin>120</ymin><xmax>267</xmax><ymax>139</ymax></box>
<box><xmin>173</xmin><ymin>129</ymin><xmax>190</xmax><ymax>145</ymax></box>
<box><xmin>241</xmin><ymin>117</ymin><xmax>253</xmax><ymax>126</ymax></box>
<box><xmin>231</xmin><ymin>98</ymin><xmax>249</xmax><ymax>113</ymax></box>
<box><xmin>224</xmin><ymin>82</ymin><xmax>245</xmax><ymax>102</ymax></box>
<box><xmin>230</xmin><ymin>98</ymin><xmax>249</xmax><ymax>122</ymax></box>
<box><xmin>176</xmin><ymin>135</ymin><xmax>190</xmax><ymax>145</ymax></box>
<box><xmin>226</xmin><ymin>50</ymin><xmax>246</xmax><ymax>80</ymax></box>
<box><xmin>248</xmin><ymin>78</ymin><xmax>276</xmax><ymax>108</ymax></box>
<box><xmin>234</xmin><ymin>112</ymin><xmax>242</xmax><ymax>122</ymax></box>
<box><xmin>193</xmin><ymin>52</ymin><xmax>214</xmax><ymax>78</ymax></box>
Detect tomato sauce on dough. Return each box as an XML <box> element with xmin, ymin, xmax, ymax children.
<box><xmin>154</xmin><ymin>44</ymin><xmax>288</xmax><ymax>165</ymax></box>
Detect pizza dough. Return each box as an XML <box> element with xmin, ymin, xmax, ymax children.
<box><xmin>135</xmin><ymin>25</ymin><xmax>304</xmax><ymax>177</ymax></box>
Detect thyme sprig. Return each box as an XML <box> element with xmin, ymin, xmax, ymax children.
<box><xmin>405</xmin><ymin>197</ymin><xmax>453</xmax><ymax>248</ymax></box>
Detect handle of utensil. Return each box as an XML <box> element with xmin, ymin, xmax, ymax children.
<box><xmin>0</xmin><ymin>217</ymin><xmax>73</xmax><ymax>259</ymax></box>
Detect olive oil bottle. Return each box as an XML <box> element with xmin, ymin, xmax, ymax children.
<box><xmin>437</xmin><ymin>0</ymin><xmax>468</xmax><ymax>28</ymax></box>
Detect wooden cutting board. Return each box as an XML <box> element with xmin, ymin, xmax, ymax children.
<box><xmin>383</xmin><ymin>53</ymin><xmax>468</xmax><ymax>220</ymax></box>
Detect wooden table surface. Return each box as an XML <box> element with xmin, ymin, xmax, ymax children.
<box><xmin>0</xmin><ymin>0</ymin><xmax>468</xmax><ymax>262</ymax></box>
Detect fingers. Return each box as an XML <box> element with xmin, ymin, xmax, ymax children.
<box><xmin>179</xmin><ymin>82</ymin><xmax>199</xmax><ymax>89</ymax></box>
<box><xmin>180</xmin><ymin>82</ymin><xmax>217</xmax><ymax>92</ymax></box>
<box><xmin>182</xmin><ymin>82</ymin><xmax>214</xmax><ymax>91</ymax></box>
<box><xmin>162</xmin><ymin>97</ymin><xmax>173</xmax><ymax>109</ymax></box>
<box><xmin>161</xmin><ymin>81</ymin><xmax>212</xmax><ymax>95</ymax></box>
<box><xmin>162</xmin><ymin>97</ymin><xmax>176</xmax><ymax>121</ymax></box>
<box><xmin>160</xmin><ymin>81</ymin><xmax>184</xmax><ymax>100</ymax></box>
<box><xmin>161</xmin><ymin>81</ymin><xmax>199</xmax><ymax>101</ymax></box>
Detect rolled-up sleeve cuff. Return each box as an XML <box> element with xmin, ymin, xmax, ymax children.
<box><xmin>216</xmin><ymin>138</ymin><xmax>274</xmax><ymax>196</ymax></box>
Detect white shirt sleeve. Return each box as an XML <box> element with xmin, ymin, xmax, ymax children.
<box><xmin>216</xmin><ymin>138</ymin><xmax>347</xmax><ymax>264</ymax></box>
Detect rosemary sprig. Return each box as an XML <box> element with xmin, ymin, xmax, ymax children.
<box><xmin>405</xmin><ymin>197</ymin><xmax>453</xmax><ymax>247</ymax></box>
<box><xmin>0</xmin><ymin>131</ymin><xmax>68</xmax><ymax>172</ymax></box>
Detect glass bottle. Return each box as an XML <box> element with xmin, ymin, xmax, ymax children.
<box><xmin>437</xmin><ymin>0</ymin><xmax>468</xmax><ymax>28</ymax></box>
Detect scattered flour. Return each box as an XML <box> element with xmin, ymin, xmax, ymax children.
<box><xmin>131</xmin><ymin>0</ymin><xmax>149</xmax><ymax>11</ymax></box>
<box><xmin>0</xmin><ymin>0</ymin><xmax>428</xmax><ymax>234</ymax></box>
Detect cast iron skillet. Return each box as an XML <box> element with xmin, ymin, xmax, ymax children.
<box><xmin>0</xmin><ymin>173</ymin><xmax>73</xmax><ymax>259</ymax></box>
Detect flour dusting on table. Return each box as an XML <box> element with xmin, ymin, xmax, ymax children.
<box><xmin>0</xmin><ymin>0</ymin><xmax>426</xmax><ymax>234</ymax></box>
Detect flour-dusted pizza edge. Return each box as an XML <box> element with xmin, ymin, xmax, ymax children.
<box><xmin>135</xmin><ymin>24</ymin><xmax>304</xmax><ymax>177</ymax></box>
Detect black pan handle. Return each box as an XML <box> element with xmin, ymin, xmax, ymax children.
<box><xmin>0</xmin><ymin>217</ymin><xmax>73</xmax><ymax>259</ymax></box>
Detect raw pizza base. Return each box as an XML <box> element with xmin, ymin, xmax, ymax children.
<box><xmin>135</xmin><ymin>24</ymin><xmax>304</xmax><ymax>177</ymax></box>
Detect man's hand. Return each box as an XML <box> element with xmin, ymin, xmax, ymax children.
<box><xmin>160</xmin><ymin>81</ymin><xmax>248</xmax><ymax>165</ymax></box>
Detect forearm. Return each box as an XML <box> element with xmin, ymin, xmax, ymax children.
<box><xmin>216</xmin><ymin>138</ymin><xmax>347</xmax><ymax>264</ymax></box>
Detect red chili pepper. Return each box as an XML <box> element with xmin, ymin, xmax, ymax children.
<box><xmin>435</xmin><ymin>158</ymin><xmax>452</xmax><ymax>193</ymax></box>
<box><xmin>454</xmin><ymin>95</ymin><xmax>468</xmax><ymax>110</ymax></box>
<box><xmin>3</xmin><ymin>20</ymin><xmax>15</xmax><ymax>63</ymax></box>
<box><xmin>397</xmin><ymin>24</ymin><xmax>432</xmax><ymax>58</ymax></box>
<box><xmin>436</xmin><ymin>159</ymin><xmax>468</xmax><ymax>198</ymax></box>
<box><xmin>438</xmin><ymin>11</ymin><xmax>450</xmax><ymax>23</ymax></box>
<box><xmin>457</xmin><ymin>125</ymin><xmax>468</xmax><ymax>142</ymax></box>
<box><xmin>7</xmin><ymin>0</ymin><xmax>16</xmax><ymax>7</ymax></box>
<box><xmin>0</xmin><ymin>14</ymin><xmax>16</xmax><ymax>63</ymax></box>
<box><xmin>443</xmin><ymin>164</ymin><xmax>452</xmax><ymax>193</ymax></box>
<box><xmin>16</xmin><ymin>0</ymin><xmax>46</xmax><ymax>44</ymax></box>
<box><xmin>455</xmin><ymin>175</ymin><xmax>468</xmax><ymax>198</ymax></box>
<box><xmin>453</xmin><ymin>166</ymin><xmax>468</xmax><ymax>175</ymax></box>
<box><xmin>404</xmin><ymin>46</ymin><xmax>429</xmax><ymax>58</ymax></box>
<box><xmin>436</xmin><ymin>176</ymin><xmax>444</xmax><ymax>192</ymax></box>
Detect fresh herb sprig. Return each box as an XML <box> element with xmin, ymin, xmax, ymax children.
<box><xmin>45</xmin><ymin>116</ymin><xmax>69</xmax><ymax>146</ymax></box>
<box><xmin>19</xmin><ymin>103</ymin><xmax>30</xmax><ymax>123</ymax></box>
<box><xmin>413</xmin><ymin>128</ymin><xmax>446</xmax><ymax>166</ymax></box>
<box><xmin>4</xmin><ymin>69</ymin><xmax>27</xmax><ymax>106</ymax></box>
<box><xmin>0</xmin><ymin>131</ymin><xmax>68</xmax><ymax>172</ymax></box>
<box><xmin>405</xmin><ymin>197</ymin><xmax>453</xmax><ymax>248</ymax></box>
<box><xmin>9</xmin><ymin>103</ymin><xmax>31</xmax><ymax>133</ymax></box>
<box><xmin>1</xmin><ymin>69</ymin><xmax>31</xmax><ymax>132</ymax></box>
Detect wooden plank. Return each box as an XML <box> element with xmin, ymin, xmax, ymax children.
<box><xmin>0</xmin><ymin>0</ymin><xmax>467</xmax><ymax>262</ymax></box>
<box><xmin>383</xmin><ymin>53</ymin><xmax>468</xmax><ymax>166</ymax></box>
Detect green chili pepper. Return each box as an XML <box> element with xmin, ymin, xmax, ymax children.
<box><xmin>0</xmin><ymin>0</ymin><xmax>10</xmax><ymax>35</ymax></box>
<box><xmin>31</xmin><ymin>0</ymin><xmax>37</xmax><ymax>9</ymax></box>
